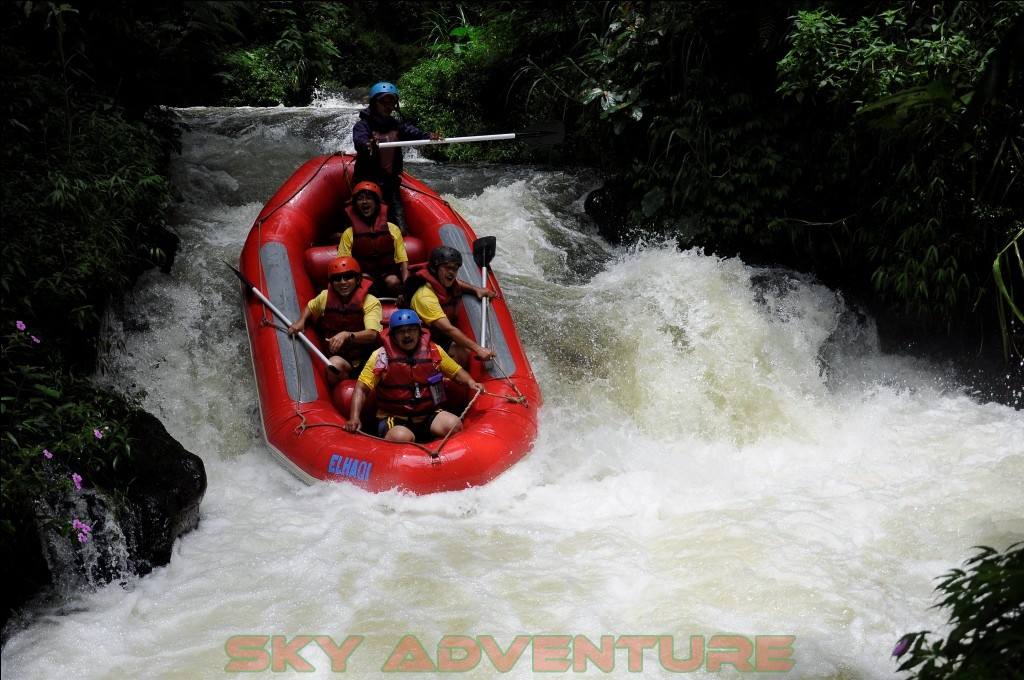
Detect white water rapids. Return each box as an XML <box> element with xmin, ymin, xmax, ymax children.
<box><xmin>2</xmin><ymin>98</ymin><xmax>1021</xmax><ymax>679</ymax></box>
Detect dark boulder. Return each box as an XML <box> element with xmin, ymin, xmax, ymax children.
<box><xmin>117</xmin><ymin>409</ymin><xmax>206</xmax><ymax>574</ymax></box>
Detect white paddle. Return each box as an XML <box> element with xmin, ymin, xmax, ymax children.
<box><xmin>228</xmin><ymin>262</ymin><xmax>340</xmax><ymax>374</ymax></box>
<box><xmin>377</xmin><ymin>121</ymin><xmax>564</xmax><ymax>149</ymax></box>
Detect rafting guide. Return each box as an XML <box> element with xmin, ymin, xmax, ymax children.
<box><xmin>224</xmin><ymin>632</ymin><xmax>795</xmax><ymax>673</ymax></box>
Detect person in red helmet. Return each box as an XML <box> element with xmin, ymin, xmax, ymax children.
<box><xmin>343</xmin><ymin>309</ymin><xmax>481</xmax><ymax>442</ymax></box>
<box><xmin>353</xmin><ymin>81</ymin><xmax>442</xmax><ymax>233</ymax></box>
<box><xmin>337</xmin><ymin>180</ymin><xmax>408</xmax><ymax>298</ymax></box>
<box><xmin>287</xmin><ymin>256</ymin><xmax>382</xmax><ymax>386</ymax></box>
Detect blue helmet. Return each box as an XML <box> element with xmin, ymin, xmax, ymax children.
<box><xmin>370</xmin><ymin>82</ymin><xmax>398</xmax><ymax>101</ymax></box>
<box><xmin>389</xmin><ymin>309</ymin><xmax>420</xmax><ymax>330</ymax></box>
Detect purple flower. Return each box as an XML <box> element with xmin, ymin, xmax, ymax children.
<box><xmin>43</xmin><ymin>449</ymin><xmax>53</xmax><ymax>459</ymax></box>
<box><xmin>16</xmin><ymin>320</ymin><xmax>26</xmax><ymax>331</ymax></box>
<box><xmin>72</xmin><ymin>473</ymin><xmax>82</xmax><ymax>490</ymax></box>
<box><xmin>72</xmin><ymin>518</ymin><xmax>92</xmax><ymax>543</ymax></box>
<box><xmin>93</xmin><ymin>429</ymin><xmax>104</xmax><ymax>440</ymax></box>
<box><xmin>31</xmin><ymin>336</ymin><xmax>40</xmax><ymax>344</ymax></box>
<box><xmin>892</xmin><ymin>635</ymin><xmax>912</xmax><ymax>658</ymax></box>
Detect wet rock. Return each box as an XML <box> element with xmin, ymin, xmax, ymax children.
<box><xmin>116</xmin><ymin>409</ymin><xmax>206</xmax><ymax>574</ymax></box>
<box><xmin>584</xmin><ymin>179</ymin><xmax>629</xmax><ymax>245</ymax></box>
<box><xmin>1</xmin><ymin>409</ymin><xmax>206</xmax><ymax>637</ymax></box>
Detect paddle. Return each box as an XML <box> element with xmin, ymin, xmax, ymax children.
<box><xmin>472</xmin><ymin>236</ymin><xmax>497</xmax><ymax>353</ymax></box>
<box><xmin>377</xmin><ymin>121</ymin><xmax>564</xmax><ymax>149</ymax></box>
<box><xmin>226</xmin><ymin>262</ymin><xmax>340</xmax><ymax>375</ymax></box>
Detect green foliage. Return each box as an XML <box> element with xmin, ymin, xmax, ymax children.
<box><xmin>499</xmin><ymin>0</ymin><xmax>1019</xmax><ymax>340</ymax></box>
<box><xmin>992</xmin><ymin>228</ymin><xmax>1024</xmax><ymax>362</ymax></box>
<box><xmin>1</xmin><ymin>1</ymin><xmax>179</xmax><ymax>552</ymax></box>
<box><xmin>217</xmin><ymin>2</ymin><xmax>344</xmax><ymax>105</ymax></box>
<box><xmin>319</xmin><ymin>0</ymin><xmax>439</xmax><ymax>91</ymax></box>
<box><xmin>401</xmin><ymin>5</ymin><xmax>546</xmax><ymax>163</ymax></box>
<box><xmin>894</xmin><ymin>543</ymin><xmax>1024</xmax><ymax>679</ymax></box>
<box><xmin>424</xmin><ymin>5</ymin><xmax>482</xmax><ymax>57</ymax></box>
<box><xmin>2</xmin><ymin>14</ymin><xmax>177</xmax><ymax>363</ymax></box>
<box><xmin>219</xmin><ymin>45</ymin><xmax>289</xmax><ymax>105</ymax></box>
<box><xmin>401</xmin><ymin>46</ymin><xmax>492</xmax><ymax>162</ymax></box>
<box><xmin>776</xmin><ymin>2</ymin><xmax>1023</xmax><ymax>323</ymax></box>
<box><xmin>524</xmin><ymin>1</ymin><xmax>805</xmax><ymax>242</ymax></box>
<box><xmin>396</xmin><ymin>4</ymin><xmax>585</xmax><ymax>164</ymax></box>
<box><xmin>1</xmin><ymin>318</ymin><xmax>141</xmax><ymax>538</ymax></box>
<box><xmin>777</xmin><ymin>7</ymin><xmax>975</xmax><ymax>105</ymax></box>
<box><xmin>993</xmin><ymin>229</ymin><xmax>1024</xmax><ymax>323</ymax></box>
<box><xmin>329</xmin><ymin>26</ymin><xmax>425</xmax><ymax>90</ymax></box>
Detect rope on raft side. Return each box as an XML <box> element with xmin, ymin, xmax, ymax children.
<box><xmin>294</xmin><ymin>386</ymin><xmax>483</xmax><ymax>460</ymax></box>
<box><xmin>420</xmin><ymin>387</ymin><xmax>483</xmax><ymax>457</ymax></box>
<box><xmin>485</xmin><ymin>358</ymin><xmax>528</xmax><ymax>405</ymax></box>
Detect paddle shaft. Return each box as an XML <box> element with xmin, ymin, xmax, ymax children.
<box><xmin>480</xmin><ymin>264</ymin><xmax>490</xmax><ymax>348</ymax></box>
<box><xmin>378</xmin><ymin>133</ymin><xmax>515</xmax><ymax>148</ymax></box>
<box><xmin>228</xmin><ymin>263</ymin><xmax>339</xmax><ymax>374</ymax></box>
<box><xmin>377</xmin><ymin>121</ymin><xmax>563</xmax><ymax>149</ymax></box>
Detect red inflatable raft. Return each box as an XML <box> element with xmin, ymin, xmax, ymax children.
<box><xmin>237</xmin><ymin>154</ymin><xmax>541</xmax><ymax>492</ymax></box>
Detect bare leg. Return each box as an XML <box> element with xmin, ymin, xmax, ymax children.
<box><xmin>384</xmin><ymin>424</ymin><xmax>416</xmax><ymax>443</ymax></box>
<box><xmin>430</xmin><ymin>411</ymin><xmax>463</xmax><ymax>439</ymax></box>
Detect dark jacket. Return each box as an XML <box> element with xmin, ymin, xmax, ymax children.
<box><xmin>352</xmin><ymin>107</ymin><xmax>430</xmax><ymax>185</ymax></box>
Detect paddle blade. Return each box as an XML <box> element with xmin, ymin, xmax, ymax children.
<box><xmin>515</xmin><ymin>121</ymin><xmax>565</xmax><ymax>146</ymax></box>
<box><xmin>473</xmin><ymin>236</ymin><xmax>497</xmax><ymax>269</ymax></box>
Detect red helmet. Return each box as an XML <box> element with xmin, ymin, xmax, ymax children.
<box><xmin>352</xmin><ymin>181</ymin><xmax>382</xmax><ymax>201</ymax></box>
<box><xmin>328</xmin><ymin>256</ymin><xmax>361</xmax><ymax>279</ymax></box>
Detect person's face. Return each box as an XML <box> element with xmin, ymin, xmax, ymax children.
<box><xmin>435</xmin><ymin>262</ymin><xmax>460</xmax><ymax>287</ymax></box>
<box><xmin>354</xmin><ymin>191</ymin><xmax>379</xmax><ymax>220</ymax></box>
<box><xmin>392</xmin><ymin>324</ymin><xmax>420</xmax><ymax>351</ymax></box>
<box><xmin>330</xmin><ymin>271</ymin><xmax>359</xmax><ymax>297</ymax></box>
<box><xmin>372</xmin><ymin>95</ymin><xmax>397</xmax><ymax>116</ymax></box>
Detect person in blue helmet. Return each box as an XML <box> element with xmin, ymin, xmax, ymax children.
<box><xmin>352</xmin><ymin>81</ymin><xmax>443</xmax><ymax>234</ymax></box>
<box><xmin>343</xmin><ymin>309</ymin><xmax>482</xmax><ymax>443</ymax></box>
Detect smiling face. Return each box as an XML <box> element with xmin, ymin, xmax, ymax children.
<box><xmin>354</xmin><ymin>191</ymin><xmax>379</xmax><ymax>220</ymax></box>
<box><xmin>329</xmin><ymin>271</ymin><xmax>360</xmax><ymax>298</ymax></box>
<box><xmin>435</xmin><ymin>262</ymin><xmax>460</xmax><ymax>288</ymax></box>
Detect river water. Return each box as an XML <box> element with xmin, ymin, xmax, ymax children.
<box><xmin>2</xmin><ymin>98</ymin><xmax>1021</xmax><ymax>679</ymax></box>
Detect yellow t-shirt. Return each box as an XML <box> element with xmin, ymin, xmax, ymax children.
<box><xmin>337</xmin><ymin>222</ymin><xmax>408</xmax><ymax>263</ymax></box>
<box><xmin>307</xmin><ymin>290</ymin><xmax>383</xmax><ymax>332</ymax></box>
<box><xmin>409</xmin><ymin>283</ymin><xmax>449</xmax><ymax>325</ymax></box>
